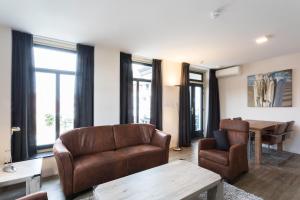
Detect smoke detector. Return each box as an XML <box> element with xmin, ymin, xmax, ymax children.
<box><xmin>210</xmin><ymin>7</ymin><xmax>225</xmax><ymax>19</ymax></box>
<box><xmin>210</xmin><ymin>0</ymin><xmax>235</xmax><ymax>19</ymax></box>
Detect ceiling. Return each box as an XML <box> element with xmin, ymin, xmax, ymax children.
<box><xmin>0</xmin><ymin>0</ymin><xmax>300</xmax><ymax>68</ymax></box>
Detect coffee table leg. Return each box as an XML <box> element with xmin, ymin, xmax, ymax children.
<box><xmin>26</xmin><ymin>175</ymin><xmax>41</xmax><ymax>194</ymax></box>
<box><xmin>207</xmin><ymin>180</ymin><xmax>223</xmax><ymax>200</ymax></box>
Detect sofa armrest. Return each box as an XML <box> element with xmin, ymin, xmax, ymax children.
<box><xmin>151</xmin><ymin>130</ymin><xmax>171</xmax><ymax>149</ymax></box>
<box><xmin>229</xmin><ymin>143</ymin><xmax>248</xmax><ymax>171</ymax></box>
<box><xmin>17</xmin><ymin>192</ymin><xmax>48</xmax><ymax>200</ymax></box>
<box><xmin>198</xmin><ymin>138</ymin><xmax>216</xmax><ymax>152</ymax></box>
<box><xmin>151</xmin><ymin>130</ymin><xmax>171</xmax><ymax>163</ymax></box>
<box><xmin>53</xmin><ymin>139</ymin><xmax>74</xmax><ymax>196</ymax></box>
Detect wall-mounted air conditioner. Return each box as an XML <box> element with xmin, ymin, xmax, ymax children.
<box><xmin>216</xmin><ymin>66</ymin><xmax>241</xmax><ymax>78</ymax></box>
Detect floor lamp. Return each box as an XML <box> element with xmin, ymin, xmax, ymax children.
<box><xmin>2</xmin><ymin>127</ymin><xmax>20</xmax><ymax>173</ymax></box>
<box><xmin>172</xmin><ymin>84</ymin><xmax>182</xmax><ymax>151</ymax></box>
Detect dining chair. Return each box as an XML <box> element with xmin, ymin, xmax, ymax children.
<box><xmin>283</xmin><ymin>121</ymin><xmax>295</xmax><ymax>141</ymax></box>
<box><xmin>262</xmin><ymin>123</ymin><xmax>288</xmax><ymax>151</ymax></box>
<box><xmin>233</xmin><ymin>117</ymin><xmax>242</xmax><ymax>120</ymax></box>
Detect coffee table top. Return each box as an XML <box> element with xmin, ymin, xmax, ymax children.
<box><xmin>94</xmin><ymin>160</ymin><xmax>221</xmax><ymax>200</ymax></box>
<box><xmin>0</xmin><ymin>158</ymin><xmax>42</xmax><ymax>186</ymax></box>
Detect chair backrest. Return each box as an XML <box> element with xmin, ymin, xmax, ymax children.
<box><xmin>273</xmin><ymin>123</ymin><xmax>288</xmax><ymax>135</ymax></box>
<box><xmin>285</xmin><ymin>121</ymin><xmax>295</xmax><ymax>132</ymax></box>
<box><xmin>219</xmin><ymin>119</ymin><xmax>249</xmax><ymax>146</ymax></box>
<box><xmin>233</xmin><ymin>117</ymin><xmax>242</xmax><ymax>120</ymax></box>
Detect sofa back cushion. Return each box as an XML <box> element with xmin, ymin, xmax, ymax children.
<box><xmin>60</xmin><ymin>126</ymin><xmax>115</xmax><ymax>157</ymax></box>
<box><xmin>113</xmin><ymin>124</ymin><xmax>155</xmax><ymax>149</ymax></box>
<box><xmin>219</xmin><ymin>119</ymin><xmax>249</xmax><ymax>146</ymax></box>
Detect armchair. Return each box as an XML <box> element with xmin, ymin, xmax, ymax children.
<box><xmin>198</xmin><ymin>119</ymin><xmax>249</xmax><ymax>181</ymax></box>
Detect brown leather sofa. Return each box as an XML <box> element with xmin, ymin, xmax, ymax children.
<box><xmin>17</xmin><ymin>192</ymin><xmax>48</xmax><ymax>200</ymax></box>
<box><xmin>198</xmin><ymin>119</ymin><xmax>249</xmax><ymax>181</ymax></box>
<box><xmin>53</xmin><ymin>124</ymin><xmax>171</xmax><ymax>197</ymax></box>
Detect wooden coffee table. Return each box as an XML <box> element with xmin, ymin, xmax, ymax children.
<box><xmin>0</xmin><ymin>158</ymin><xmax>42</xmax><ymax>195</ymax></box>
<box><xmin>94</xmin><ymin>160</ymin><xmax>223</xmax><ymax>200</ymax></box>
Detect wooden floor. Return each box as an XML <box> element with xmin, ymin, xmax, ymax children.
<box><xmin>2</xmin><ymin>139</ymin><xmax>300</xmax><ymax>200</ymax></box>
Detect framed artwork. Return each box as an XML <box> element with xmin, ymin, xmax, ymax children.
<box><xmin>247</xmin><ymin>69</ymin><xmax>292</xmax><ymax>107</ymax></box>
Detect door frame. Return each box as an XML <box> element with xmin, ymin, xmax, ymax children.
<box><xmin>189</xmin><ymin>82</ymin><xmax>204</xmax><ymax>138</ymax></box>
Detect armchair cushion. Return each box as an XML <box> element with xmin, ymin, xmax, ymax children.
<box><xmin>199</xmin><ymin>149</ymin><xmax>229</xmax><ymax>166</ymax></box>
<box><xmin>199</xmin><ymin>138</ymin><xmax>216</xmax><ymax>150</ymax></box>
<box><xmin>213</xmin><ymin>130</ymin><xmax>229</xmax><ymax>150</ymax></box>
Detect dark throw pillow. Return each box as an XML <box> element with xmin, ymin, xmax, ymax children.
<box><xmin>213</xmin><ymin>130</ymin><xmax>230</xmax><ymax>151</ymax></box>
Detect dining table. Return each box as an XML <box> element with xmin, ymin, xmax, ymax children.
<box><xmin>245</xmin><ymin>119</ymin><xmax>284</xmax><ymax>165</ymax></box>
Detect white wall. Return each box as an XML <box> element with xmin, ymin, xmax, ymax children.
<box><xmin>94</xmin><ymin>46</ymin><xmax>120</xmax><ymax>125</ymax></box>
<box><xmin>219</xmin><ymin>52</ymin><xmax>300</xmax><ymax>154</ymax></box>
<box><xmin>0</xmin><ymin>26</ymin><xmax>11</xmax><ymax>164</ymax></box>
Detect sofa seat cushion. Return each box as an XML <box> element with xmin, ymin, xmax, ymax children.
<box><xmin>116</xmin><ymin>144</ymin><xmax>164</xmax><ymax>174</ymax></box>
<box><xmin>199</xmin><ymin>149</ymin><xmax>229</xmax><ymax>166</ymax></box>
<box><xmin>73</xmin><ymin>151</ymin><xmax>127</xmax><ymax>193</ymax></box>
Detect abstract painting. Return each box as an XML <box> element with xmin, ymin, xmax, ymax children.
<box><xmin>248</xmin><ymin>69</ymin><xmax>292</xmax><ymax>107</ymax></box>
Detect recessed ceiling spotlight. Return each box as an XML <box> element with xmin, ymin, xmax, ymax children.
<box><xmin>255</xmin><ymin>35</ymin><xmax>270</xmax><ymax>44</ymax></box>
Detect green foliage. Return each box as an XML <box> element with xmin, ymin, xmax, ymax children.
<box><xmin>44</xmin><ymin>114</ymin><xmax>54</xmax><ymax>127</ymax></box>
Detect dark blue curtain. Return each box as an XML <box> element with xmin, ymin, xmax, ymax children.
<box><xmin>179</xmin><ymin>63</ymin><xmax>191</xmax><ymax>147</ymax></box>
<box><xmin>74</xmin><ymin>44</ymin><xmax>94</xmax><ymax>128</ymax></box>
<box><xmin>11</xmin><ymin>30</ymin><xmax>36</xmax><ymax>161</ymax></box>
<box><xmin>120</xmin><ymin>52</ymin><xmax>134</xmax><ymax>124</ymax></box>
<box><xmin>206</xmin><ymin>69</ymin><xmax>220</xmax><ymax>138</ymax></box>
<box><xmin>150</xmin><ymin>59</ymin><xmax>163</xmax><ymax>130</ymax></box>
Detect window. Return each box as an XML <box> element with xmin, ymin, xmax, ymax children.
<box><xmin>189</xmin><ymin>72</ymin><xmax>203</xmax><ymax>82</ymax></box>
<box><xmin>34</xmin><ymin>46</ymin><xmax>77</xmax><ymax>148</ymax></box>
<box><xmin>132</xmin><ymin>62</ymin><xmax>152</xmax><ymax>123</ymax></box>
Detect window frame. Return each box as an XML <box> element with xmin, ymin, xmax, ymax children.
<box><xmin>189</xmin><ymin>71</ymin><xmax>203</xmax><ymax>84</ymax></box>
<box><xmin>132</xmin><ymin>61</ymin><xmax>152</xmax><ymax>123</ymax></box>
<box><xmin>34</xmin><ymin>44</ymin><xmax>77</xmax><ymax>150</ymax></box>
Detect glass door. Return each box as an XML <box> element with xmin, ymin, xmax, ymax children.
<box><xmin>190</xmin><ymin>84</ymin><xmax>204</xmax><ymax>138</ymax></box>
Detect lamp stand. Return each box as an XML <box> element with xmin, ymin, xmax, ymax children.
<box><xmin>172</xmin><ymin>147</ymin><xmax>182</xmax><ymax>151</ymax></box>
<box><xmin>2</xmin><ymin>127</ymin><xmax>20</xmax><ymax>173</ymax></box>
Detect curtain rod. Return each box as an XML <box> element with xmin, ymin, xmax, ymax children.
<box><xmin>33</xmin><ymin>35</ymin><xmax>77</xmax><ymax>51</ymax></box>
<box><xmin>132</xmin><ymin>55</ymin><xmax>153</xmax><ymax>65</ymax></box>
